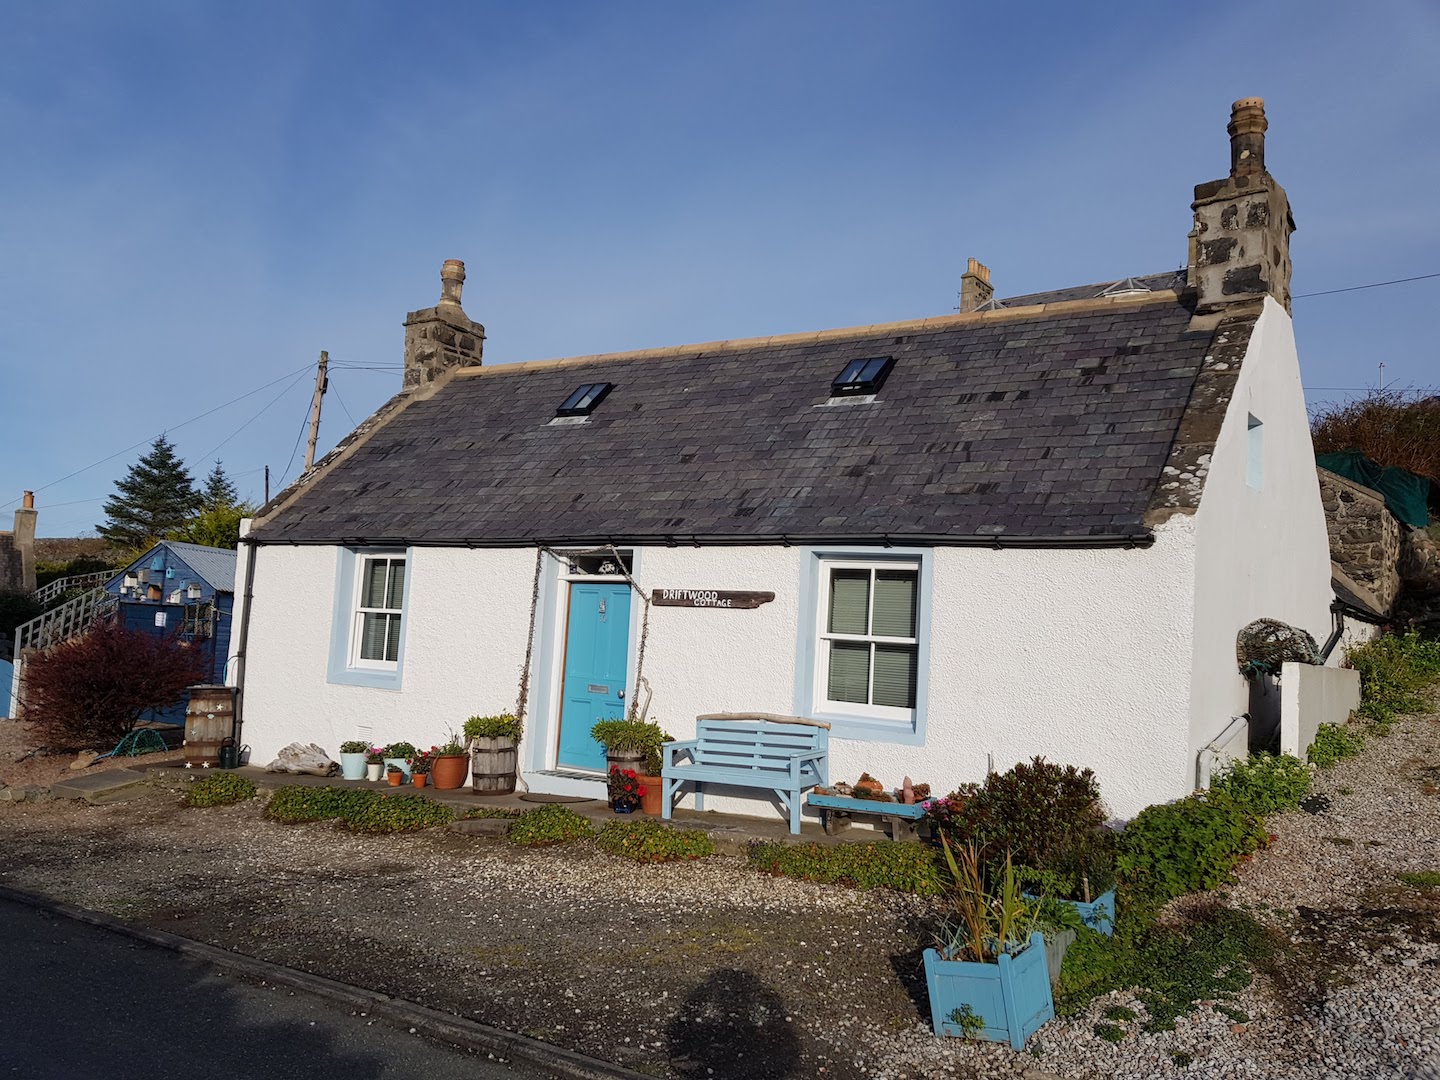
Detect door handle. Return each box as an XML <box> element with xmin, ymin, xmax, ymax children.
<box><xmin>617</xmin><ymin>690</ymin><xmax>625</xmax><ymax>699</ymax></box>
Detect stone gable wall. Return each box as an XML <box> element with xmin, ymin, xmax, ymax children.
<box><xmin>1318</xmin><ymin>467</ymin><xmax>1401</xmax><ymax>613</ymax></box>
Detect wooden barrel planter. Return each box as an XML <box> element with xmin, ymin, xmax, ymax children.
<box><xmin>184</xmin><ymin>685</ymin><xmax>236</xmax><ymax>767</ymax></box>
<box><xmin>470</xmin><ymin>737</ymin><xmax>517</xmax><ymax>795</ymax></box>
<box><xmin>606</xmin><ymin>750</ymin><xmax>646</xmax><ymax>775</ymax></box>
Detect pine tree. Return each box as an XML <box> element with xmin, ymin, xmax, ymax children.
<box><xmin>201</xmin><ymin>460</ymin><xmax>239</xmax><ymax>510</ymax></box>
<box><xmin>97</xmin><ymin>436</ymin><xmax>200</xmax><ymax>550</ymax></box>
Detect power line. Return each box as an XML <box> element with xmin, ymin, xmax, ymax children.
<box><xmin>329</xmin><ymin>376</ymin><xmax>359</xmax><ymax>429</ymax></box>
<box><xmin>1</xmin><ymin>362</ymin><xmax>315</xmax><ymax>512</ymax></box>
<box><xmin>1294</xmin><ymin>271</ymin><xmax>1440</xmax><ymax>299</ymax></box>
<box><xmin>197</xmin><ymin>368</ymin><xmax>313</xmax><ymax>463</ymax></box>
<box><xmin>274</xmin><ymin>395</ymin><xmax>313</xmax><ymax>491</ymax></box>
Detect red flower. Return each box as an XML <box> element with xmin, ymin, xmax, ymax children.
<box><xmin>637</xmin><ymin>786</ymin><xmax>647</xmax><ymax>797</ymax></box>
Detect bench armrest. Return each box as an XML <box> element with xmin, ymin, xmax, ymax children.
<box><xmin>663</xmin><ymin>740</ymin><xmax>700</xmax><ymax>768</ymax></box>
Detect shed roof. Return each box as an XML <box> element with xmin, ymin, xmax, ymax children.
<box><xmin>108</xmin><ymin>541</ymin><xmax>237</xmax><ymax>592</ymax></box>
<box><xmin>252</xmin><ymin>286</ymin><xmax>1248</xmax><ymax>548</ymax></box>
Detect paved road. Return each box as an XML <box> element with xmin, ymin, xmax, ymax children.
<box><xmin>0</xmin><ymin>898</ymin><xmax>536</xmax><ymax>1079</ymax></box>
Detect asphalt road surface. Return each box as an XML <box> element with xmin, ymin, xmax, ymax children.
<box><xmin>0</xmin><ymin>897</ymin><xmax>540</xmax><ymax>1079</ymax></box>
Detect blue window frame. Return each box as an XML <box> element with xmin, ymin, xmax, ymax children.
<box><xmin>795</xmin><ymin>546</ymin><xmax>932</xmax><ymax>744</ymax></box>
<box><xmin>328</xmin><ymin>547</ymin><xmax>411</xmax><ymax>689</ymax></box>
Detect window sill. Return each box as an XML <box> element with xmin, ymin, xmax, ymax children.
<box><xmin>808</xmin><ymin>709</ymin><xmax>922</xmax><ymax>746</ymax></box>
<box><xmin>326</xmin><ymin>667</ymin><xmax>404</xmax><ymax>691</ymax></box>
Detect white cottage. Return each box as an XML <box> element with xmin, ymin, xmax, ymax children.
<box><xmin>231</xmin><ymin>99</ymin><xmax>1336</xmax><ymax>819</ymax></box>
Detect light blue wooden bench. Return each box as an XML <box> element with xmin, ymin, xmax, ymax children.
<box><xmin>662</xmin><ymin>713</ymin><xmax>830</xmax><ymax>834</ymax></box>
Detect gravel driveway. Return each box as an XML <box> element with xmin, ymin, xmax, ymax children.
<box><xmin>1</xmin><ymin>711</ymin><xmax>1437</xmax><ymax>1080</ymax></box>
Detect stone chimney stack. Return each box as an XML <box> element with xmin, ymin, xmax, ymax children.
<box><xmin>958</xmin><ymin>258</ymin><xmax>994</xmax><ymax>313</ymax></box>
<box><xmin>1190</xmin><ymin>98</ymin><xmax>1296</xmax><ymax>315</ymax></box>
<box><xmin>402</xmin><ymin>259</ymin><xmax>485</xmax><ymax>390</ymax></box>
<box><xmin>2</xmin><ymin>491</ymin><xmax>38</xmax><ymax>594</ymax></box>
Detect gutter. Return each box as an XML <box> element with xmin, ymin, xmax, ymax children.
<box><xmin>240</xmin><ymin>530</ymin><xmax>1156</xmax><ymax>551</ymax></box>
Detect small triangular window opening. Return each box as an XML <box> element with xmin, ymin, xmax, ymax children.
<box><xmin>831</xmin><ymin>356</ymin><xmax>895</xmax><ymax>397</ymax></box>
<box><xmin>556</xmin><ymin>382</ymin><xmax>613</xmax><ymax>417</ymax></box>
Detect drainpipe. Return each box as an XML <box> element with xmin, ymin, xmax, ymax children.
<box><xmin>1319</xmin><ymin>606</ymin><xmax>1346</xmax><ymax>663</ymax></box>
<box><xmin>1196</xmin><ymin>714</ymin><xmax>1249</xmax><ymax>790</ymax></box>
<box><xmin>231</xmin><ymin>536</ymin><xmax>259</xmax><ymax>757</ymax></box>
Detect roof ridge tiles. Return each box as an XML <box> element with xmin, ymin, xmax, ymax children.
<box><xmin>455</xmin><ymin>289</ymin><xmax>1179</xmax><ymax>378</ymax></box>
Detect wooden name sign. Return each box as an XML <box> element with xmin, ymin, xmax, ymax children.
<box><xmin>651</xmin><ymin>589</ymin><xmax>775</xmax><ymax>609</ymax></box>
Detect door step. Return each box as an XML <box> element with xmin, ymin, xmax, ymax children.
<box><xmin>524</xmin><ymin>770</ymin><xmax>606</xmax><ymax>800</ymax></box>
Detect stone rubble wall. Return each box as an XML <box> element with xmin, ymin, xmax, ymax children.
<box><xmin>1318</xmin><ymin>467</ymin><xmax>1401</xmax><ymax>614</ymax></box>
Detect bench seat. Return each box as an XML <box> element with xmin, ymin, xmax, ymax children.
<box><xmin>662</xmin><ymin>713</ymin><xmax>830</xmax><ymax>834</ymax></box>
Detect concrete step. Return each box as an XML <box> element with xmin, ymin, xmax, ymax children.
<box><xmin>48</xmin><ymin>770</ymin><xmax>149</xmax><ymax>804</ymax></box>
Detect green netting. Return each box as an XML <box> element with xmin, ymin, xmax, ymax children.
<box><xmin>98</xmin><ymin>729</ymin><xmax>170</xmax><ymax>760</ymax></box>
<box><xmin>1317</xmin><ymin>450</ymin><xmax>1431</xmax><ymax>527</ymax></box>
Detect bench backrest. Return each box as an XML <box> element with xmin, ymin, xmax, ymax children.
<box><xmin>691</xmin><ymin>717</ymin><xmax>828</xmax><ymax>772</ymax></box>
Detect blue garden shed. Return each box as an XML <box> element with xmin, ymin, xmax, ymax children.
<box><xmin>104</xmin><ymin>541</ymin><xmax>237</xmax><ymax>724</ymax></box>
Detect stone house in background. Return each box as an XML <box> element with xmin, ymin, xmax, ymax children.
<box><xmin>0</xmin><ymin>492</ymin><xmax>38</xmax><ymax>595</ymax></box>
<box><xmin>230</xmin><ymin>99</ymin><xmax>1344</xmax><ymax>820</ymax></box>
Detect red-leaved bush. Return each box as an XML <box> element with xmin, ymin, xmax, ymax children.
<box><xmin>23</xmin><ymin>619</ymin><xmax>209</xmax><ymax>750</ymax></box>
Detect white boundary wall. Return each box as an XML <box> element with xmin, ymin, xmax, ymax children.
<box><xmin>1279</xmin><ymin>662</ymin><xmax>1360</xmax><ymax>758</ymax></box>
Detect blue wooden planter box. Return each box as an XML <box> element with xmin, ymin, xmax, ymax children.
<box><xmin>1022</xmin><ymin>889</ymin><xmax>1115</xmax><ymax>936</ymax></box>
<box><xmin>923</xmin><ymin>932</ymin><xmax>1054</xmax><ymax>1049</ymax></box>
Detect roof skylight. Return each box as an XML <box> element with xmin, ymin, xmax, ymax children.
<box><xmin>831</xmin><ymin>356</ymin><xmax>895</xmax><ymax>397</ymax></box>
<box><xmin>556</xmin><ymin>382</ymin><xmax>613</xmax><ymax>417</ymax></box>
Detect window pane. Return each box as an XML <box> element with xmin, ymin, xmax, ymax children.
<box><xmin>386</xmin><ymin>560</ymin><xmax>405</xmax><ymax>609</ymax></box>
<box><xmin>872</xmin><ymin>570</ymin><xmax>917</xmax><ymax>638</ymax></box>
<box><xmin>385</xmin><ymin>613</ymin><xmax>402</xmax><ymax>662</ymax></box>
<box><xmin>827</xmin><ymin>641</ymin><xmax>870</xmax><ymax>704</ymax></box>
<box><xmin>873</xmin><ymin>644</ymin><xmax>918</xmax><ymax>708</ymax></box>
<box><xmin>359</xmin><ymin>613</ymin><xmax>390</xmax><ymax>660</ymax></box>
<box><xmin>361</xmin><ymin>559</ymin><xmax>388</xmax><ymax>608</ymax></box>
<box><xmin>828</xmin><ymin>569</ymin><xmax>870</xmax><ymax>635</ymax></box>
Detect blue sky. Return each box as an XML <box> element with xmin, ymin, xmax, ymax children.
<box><xmin>2</xmin><ymin>1</ymin><xmax>1437</xmax><ymax>536</ymax></box>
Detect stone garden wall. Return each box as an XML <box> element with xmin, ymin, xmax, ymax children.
<box><xmin>1318</xmin><ymin>467</ymin><xmax>1400</xmax><ymax>615</ymax></box>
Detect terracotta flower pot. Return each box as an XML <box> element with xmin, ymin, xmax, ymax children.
<box><xmin>412</xmin><ymin>773</ymin><xmax>427</xmax><ymax>788</ymax></box>
<box><xmin>430</xmin><ymin>754</ymin><xmax>468</xmax><ymax>790</ymax></box>
<box><xmin>387</xmin><ymin>772</ymin><xmax>403</xmax><ymax>787</ymax></box>
<box><xmin>640</xmin><ymin>774</ymin><xmax>663</xmax><ymax>816</ymax></box>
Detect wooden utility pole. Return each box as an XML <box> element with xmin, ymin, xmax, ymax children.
<box><xmin>264</xmin><ymin>465</ymin><xmax>270</xmax><ymax>503</ymax></box>
<box><xmin>303</xmin><ymin>350</ymin><xmax>329</xmax><ymax>473</ymax></box>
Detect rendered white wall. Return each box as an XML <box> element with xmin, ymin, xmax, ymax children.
<box><xmin>239</xmin><ymin>523</ymin><xmax>1198</xmax><ymax>818</ymax></box>
<box><xmin>236</xmin><ymin>544</ymin><xmax>536</xmax><ymax>762</ymax></box>
<box><xmin>1279</xmin><ymin>661</ymin><xmax>1360</xmax><ymax>758</ymax></box>
<box><xmin>1188</xmin><ymin>298</ymin><xmax>1333</xmax><ymax>762</ymax></box>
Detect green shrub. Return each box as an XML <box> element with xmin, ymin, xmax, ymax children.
<box><xmin>1308</xmin><ymin>722</ymin><xmax>1365</xmax><ymax>768</ymax></box>
<box><xmin>1346</xmin><ymin>632</ymin><xmax>1440</xmax><ymax>725</ymax></box>
<box><xmin>1057</xmin><ymin>906</ymin><xmax>1274</xmax><ymax>1030</ymax></box>
<box><xmin>461</xmin><ymin>806</ymin><xmax>522</xmax><ymax>820</ymax></box>
<box><xmin>1398</xmin><ymin>871</ymin><xmax>1440</xmax><ymax>888</ymax></box>
<box><xmin>263</xmin><ymin>785</ymin><xmax>378</xmax><ymax>824</ymax></box>
<box><xmin>184</xmin><ymin>772</ymin><xmax>257</xmax><ymax>807</ymax></box>
<box><xmin>382</xmin><ymin>741</ymin><xmax>419</xmax><ymax>759</ymax></box>
<box><xmin>341</xmin><ymin>792</ymin><xmax>454</xmax><ymax>833</ymax></box>
<box><xmin>597</xmin><ymin>818</ymin><xmax>715</xmax><ymax>862</ymax></box>
<box><xmin>748</xmin><ymin>840</ymin><xmax>945</xmax><ymax>896</ymax></box>
<box><xmin>506</xmin><ymin>804</ymin><xmax>595</xmax><ymax>847</ymax></box>
<box><xmin>589</xmin><ymin>719</ymin><xmax>673</xmax><ymax>773</ymax></box>
<box><xmin>339</xmin><ymin>740</ymin><xmax>369</xmax><ymax>754</ymax></box>
<box><xmin>464</xmin><ymin>713</ymin><xmax>522</xmax><ymax>742</ymax></box>
<box><xmin>1209</xmin><ymin>753</ymin><xmax>1310</xmax><ymax>816</ymax></box>
<box><xmin>926</xmin><ymin>757</ymin><xmax>1115</xmax><ymax>900</ymax></box>
<box><xmin>1116</xmin><ymin>795</ymin><xmax>1267</xmax><ymax>919</ymax></box>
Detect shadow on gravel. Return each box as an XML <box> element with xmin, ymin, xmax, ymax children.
<box><xmin>887</xmin><ymin>947</ymin><xmax>929</xmax><ymax>1020</ymax></box>
<box><xmin>667</xmin><ymin>968</ymin><xmax>799</xmax><ymax>1080</ymax></box>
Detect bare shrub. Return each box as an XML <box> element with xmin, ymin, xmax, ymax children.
<box><xmin>1311</xmin><ymin>391</ymin><xmax>1440</xmax><ymax>481</ymax></box>
<box><xmin>24</xmin><ymin>619</ymin><xmax>209</xmax><ymax>750</ymax></box>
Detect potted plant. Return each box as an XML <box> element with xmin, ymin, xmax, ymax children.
<box><xmin>608</xmin><ymin>766</ymin><xmax>644</xmax><ymax>814</ymax></box>
<box><xmin>409</xmin><ymin>749</ymin><xmax>434</xmax><ymax>788</ymax></box>
<box><xmin>383</xmin><ymin>741</ymin><xmax>418</xmax><ymax>779</ymax></box>
<box><xmin>338</xmin><ymin>740</ymin><xmax>369</xmax><ymax>781</ymax></box>
<box><xmin>364</xmin><ymin>746</ymin><xmax>385</xmax><ymax>782</ymax></box>
<box><xmin>923</xmin><ymin>839</ymin><xmax>1053</xmax><ymax>1049</ymax></box>
<box><xmin>430</xmin><ymin>733</ymin><xmax>469</xmax><ymax>790</ymax></box>
<box><xmin>385</xmin><ymin>763</ymin><xmax>404</xmax><ymax>787</ymax></box>
<box><xmin>464</xmin><ymin>713</ymin><xmax>521</xmax><ymax>795</ymax></box>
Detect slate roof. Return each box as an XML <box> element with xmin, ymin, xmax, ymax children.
<box><xmin>253</xmin><ymin>288</ymin><xmax>1235</xmax><ymax>548</ymax></box>
<box><xmin>999</xmin><ymin>269</ymin><xmax>1189</xmax><ymax>308</ymax></box>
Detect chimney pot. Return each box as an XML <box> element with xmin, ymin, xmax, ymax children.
<box><xmin>439</xmin><ymin>259</ymin><xmax>466</xmax><ymax>308</ymax></box>
<box><xmin>22</xmin><ymin>491</ymin><xmax>33</xmax><ymax>510</ymax></box>
<box><xmin>1227</xmin><ymin>97</ymin><xmax>1268</xmax><ymax>178</ymax></box>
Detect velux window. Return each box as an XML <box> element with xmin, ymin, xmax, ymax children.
<box><xmin>556</xmin><ymin>382</ymin><xmax>613</xmax><ymax>417</ymax></box>
<box><xmin>831</xmin><ymin>356</ymin><xmax>894</xmax><ymax>397</ymax></box>
<box><xmin>817</xmin><ymin>560</ymin><xmax>919</xmax><ymax>720</ymax></box>
<box><xmin>352</xmin><ymin>555</ymin><xmax>406</xmax><ymax>667</ymax></box>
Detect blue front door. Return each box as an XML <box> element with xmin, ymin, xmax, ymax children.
<box><xmin>557</xmin><ymin>582</ymin><xmax>632</xmax><ymax>771</ymax></box>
